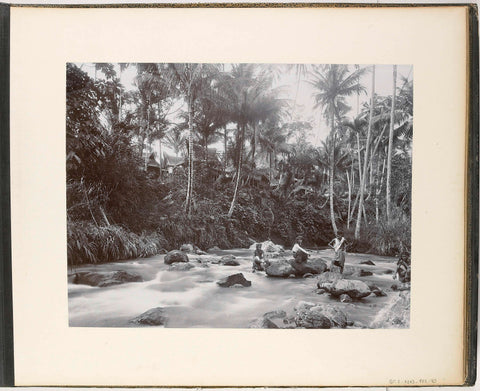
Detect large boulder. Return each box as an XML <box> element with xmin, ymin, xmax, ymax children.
<box><xmin>266</xmin><ymin>258</ymin><xmax>327</xmax><ymax>278</ymax></box>
<box><xmin>289</xmin><ymin>258</ymin><xmax>328</xmax><ymax>276</ymax></box>
<box><xmin>294</xmin><ymin>301</ymin><xmax>316</xmax><ymax>312</ymax></box>
<box><xmin>249</xmin><ymin>240</ymin><xmax>284</xmax><ymax>253</ymax></box>
<box><xmin>249</xmin><ymin>316</ymin><xmax>280</xmax><ymax>329</ymax></box>
<box><xmin>308</xmin><ymin>258</ymin><xmax>329</xmax><ymax>273</ymax></box>
<box><xmin>329</xmin><ymin>279</ymin><xmax>371</xmax><ymax>299</ymax></box>
<box><xmin>317</xmin><ymin>271</ymin><xmax>344</xmax><ymax>291</ymax></box>
<box><xmin>295</xmin><ymin>307</ymin><xmax>332</xmax><ymax>329</ymax></box>
<box><xmin>265</xmin><ymin>260</ymin><xmax>296</xmax><ymax>277</ymax></box>
<box><xmin>294</xmin><ymin>302</ymin><xmax>348</xmax><ymax>329</ymax></box>
<box><xmin>311</xmin><ymin>305</ymin><xmax>348</xmax><ymax>328</ymax></box>
<box><xmin>130</xmin><ymin>307</ymin><xmax>167</xmax><ymax>326</ymax></box>
<box><xmin>263</xmin><ymin>310</ymin><xmax>287</xmax><ymax>320</ymax></box>
<box><xmin>220</xmin><ymin>255</ymin><xmax>240</xmax><ymax>266</ymax></box>
<box><xmin>217</xmin><ymin>273</ymin><xmax>251</xmax><ymax>288</ymax></box>
<box><xmin>73</xmin><ymin>270</ymin><xmax>142</xmax><ymax>287</ymax></box>
<box><xmin>164</xmin><ymin>250</ymin><xmax>189</xmax><ymax>265</ymax></box>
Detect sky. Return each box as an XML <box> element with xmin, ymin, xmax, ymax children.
<box><xmin>78</xmin><ymin>62</ymin><xmax>413</xmax><ymax>151</ymax></box>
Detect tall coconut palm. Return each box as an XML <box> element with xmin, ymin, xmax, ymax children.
<box><xmin>166</xmin><ymin>63</ymin><xmax>220</xmax><ymax>217</ymax></box>
<box><xmin>386</xmin><ymin>65</ymin><xmax>397</xmax><ymax>223</ymax></box>
<box><xmin>257</xmin><ymin>120</ymin><xmax>289</xmax><ymax>182</ymax></box>
<box><xmin>134</xmin><ymin>65</ymin><xmax>171</xmax><ymax>170</ymax></box>
<box><xmin>310</xmin><ymin>65</ymin><xmax>366</xmax><ymax>235</ymax></box>
<box><xmin>218</xmin><ymin>64</ymin><xmax>280</xmax><ymax>218</ymax></box>
<box><xmin>355</xmin><ymin>65</ymin><xmax>376</xmax><ymax>239</ymax></box>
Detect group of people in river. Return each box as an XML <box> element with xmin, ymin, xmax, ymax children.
<box><xmin>252</xmin><ymin>234</ymin><xmax>347</xmax><ymax>273</ymax></box>
<box><xmin>251</xmin><ymin>235</ymin><xmax>411</xmax><ymax>283</ymax></box>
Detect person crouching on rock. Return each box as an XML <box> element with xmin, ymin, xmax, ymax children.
<box><xmin>329</xmin><ymin>234</ymin><xmax>346</xmax><ymax>274</ymax></box>
<box><xmin>292</xmin><ymin>236</ymin><xmax>310</xmax><ymax>263</ymax></box>
<box><xmin>394</xmin><ymin>250</ymin><xmax>411</xmax><ymax>283</ymax></box>
<box><xmin>252</xmin><ymin>243</ymin><xmax>265</xmax><ymax>272</ymax></box>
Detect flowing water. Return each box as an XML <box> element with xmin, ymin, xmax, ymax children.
<box><xmin>68</xmin><ymin>249</ymin><xmax>401</xmax><ymax>328</ymax></box>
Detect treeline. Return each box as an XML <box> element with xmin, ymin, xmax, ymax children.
<box><xmin>66</xmin><ymin>63</ymin><xmax>412</xmax><ymax>266</ymax></box>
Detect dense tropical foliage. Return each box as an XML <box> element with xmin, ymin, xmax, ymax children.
<box><xmin>67</xmin><ymin>63</ymin><xmax>412</xmax><ymax>266</ymax></box>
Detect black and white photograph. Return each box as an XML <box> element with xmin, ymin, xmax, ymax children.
<box><xmin>67</xmin><ymin>63</ymin><xmax>413</xmax><ymax>329</ymax></box>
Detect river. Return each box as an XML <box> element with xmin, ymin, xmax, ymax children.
<box><xmin>68</xmin><ymin>248</ymin><xmax>404</xmax><ymax>328</ymax></box>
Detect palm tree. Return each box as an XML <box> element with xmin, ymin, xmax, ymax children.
<box><xmin>134</xmin><ymin>64</ymin><xmax>171</xmax><ymax>170</ymax></box>
<box><xmin>386</xmin><ymin>65</ymin><xmax>397</xmax><ymax>223</ymax></box>
<box><xmin>164</xmin><ymin>125</ymin><xmax>186</xmax><ymax>157</ymax></box>
<box><xmin>257</xmin><ymin>120</ymin><xmax>289</xmax><ymax>182</ymax></box>
<box><xmin>218</xmin><ymin>64</ymin><xmax>280</xmax><ymax>218</ymax></box>
<box><xmin>355</xmin><ymin>65</ymin><xmax>375</xmax><ymax>239</ymax></box>
<box><xmin>166</xmin><ymin>63</ymin><xmax>220</xmax><ymax>217</ymax></box>
<box><xmin>310</xmin><ymin>65</ymin><xmax>366</xmax><ymax>235</ymax></box>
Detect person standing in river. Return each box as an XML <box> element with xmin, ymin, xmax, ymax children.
<box><xmin>329</xmin><ymin>234</ymin><xmax>346</xmax><ymax>274</ymax></box>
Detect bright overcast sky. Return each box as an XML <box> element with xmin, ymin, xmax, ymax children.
<box><xmin>78</xmin><ymin>63</ymin><xmax>413</xmax><ymax>147</ymax></box>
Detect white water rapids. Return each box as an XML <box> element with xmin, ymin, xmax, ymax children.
<box><xmin>68</xmin><ymin>248</ymin><xmax>400</xmax><ymax>328</ymax></box>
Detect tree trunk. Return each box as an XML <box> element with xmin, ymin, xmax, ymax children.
<box><xmin>158</xmin><ymin>140</ymin><xmax>163</xmax><ymax>181</ymax></box>
<box><xmin>205</xmin><ymin>138</ymin><xmax>208</xmax><ymax>164</ymax></box>
<box><xmin>99</xmin><ymin>206</ymin><xmax>110</xmax><ymax>226</ymax></box>
<box><xmin>223</xmin><ymin>126</ymin><xmax>228</xmax><ymax>174</ymax></box>
<box><xmin>386</xmin><ymin>65</ymin><xmax>397</xmax><ymax>223</ymax></box>
<box><xmin>228</xmin><ymin>123</ymin><xmax>244</xmax><ymax>218</ymax></box>
<box><xmin>355</xmin><ymin>65</ymin><xmax>375</xmax><ymax>239</ymax></box>
<box><xmin>356</xmin><ymin>131</ymin><xmax>363</xmax><ymax>191</ymax></box>
<box><xmin>269</xmin><ymin>151</ymin><xmax>273</xmax><ymax>183</ymax></box>
<box><xmin>251</xmin><ymin>123</ymin><xmax>257</xmax><ymax>166</ymax></box>
<box><xmin>144</xmin><ymin>110</ymin><xmax>150</xmax><ymax>171</ymax></box>
<box><xmin>185</xmin><ymin>93</ymin><xmax>194</xmax><ymax>217</ymax></box>
<box><xmin>329</xmin><ymin>106</ymin><xmax>338</xmax><ymax>235</ymax></box>
<box><xmin>346</xmin><ymin>171</ymin><xmax>352</xmax><ymax>229</ymax></box>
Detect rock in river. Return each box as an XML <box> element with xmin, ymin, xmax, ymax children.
<box><xmin>359</xmin><ymin>269</ymin><xmax>373</xmax><ymax>277</ymax></box>
<box><xmin>164</xmin><ymin>250</ymin><xmax>189</xmax><ymax>265</ymax></box>
<box><xmin>266</xmin><ymin>258</ymin><xmax>327</xmax><ymax>278</ymax></box>
<box><xmin>217</xmin><ymin>273</ymin><xmax>251</xmax><ymax>288</ymax></box>
<box><xmin>130</xmin><ymin>307</ymin><xmax>168</xmax><ymax>326</ymax></box>
<box><xmin>249</xmin><ymin>316</ymin><xmax>279</xmax><ymax>329</ymax></box>
<box><xmin>295</xmin><ymin>303</ymin><xmax>348</xmax><ymax>329</ymax></box>
<box><xmin>340</xmin><ymin>293</ymin><xmax>353</xmax><ymax>303</ymax></box>
<box><xmin>220</xmin><ymin>255</ymin><xmax>240</xmax><ymax>266</ymax></box>
<box><xmin>265</xmin><ymin>260</ymin><xmax>296</xmax><ymax>277</ymax></box>
<box><xmin>317</xmin><ymin>271</ymin><xmax>344</xmax><ymax>291</ymax></box>
<box><xmin>289</xmin><ymin>258</ymin><xmax>328</xmax><ymax>276</ymax></box>
<box><xmin>73</xmin><ymin>270</ymin><xmax>142</xmax><ymax>287</ymax></box>
<box><xmin>180</xmin><ymin>243</ymin><xmax>194</xmax><ymax>253</ymax></box>
<box><xmin>360</xmin><ymin>260</ymin><xmax>376</xmax><ymax>266</ymax></box>
<box><xmin>329</xmin><ymin>279</ymin><xmax>371</xmax><ymax>299</ymax></box>
<box><xmin>249</xmin><ymin>240</ymin><xmax>284</xmax><ymax>253</ymax></box>
<box><xmin>295</xmin><ymin>307</ymin><xmax>332</xmax><ymax>329</ymax></box>
<box><xmin>263</xmin><ymin>310</ymin><xmax>287</xmax><ymax>319</ymax></box>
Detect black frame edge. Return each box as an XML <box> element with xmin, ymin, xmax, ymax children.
<box><xmin>0</xmin><ymin>2</ymin><xmax>13</xmax><ymax>387</ymax></box>
<box><xmin>465</xmin><ymin>3</ymin><xmax>479</xmax><ymax>387</ymax></box>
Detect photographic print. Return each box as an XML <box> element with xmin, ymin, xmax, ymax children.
<box><xmin>67</xmin><ymin>63</ymin><xmax>412</xmax><ymax>329</ymax></box>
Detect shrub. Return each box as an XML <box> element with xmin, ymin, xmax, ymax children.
<box><xmin>67</xmin><ymin>221</ymin><xmax>166</xmax><ymax>266</ymax></box>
